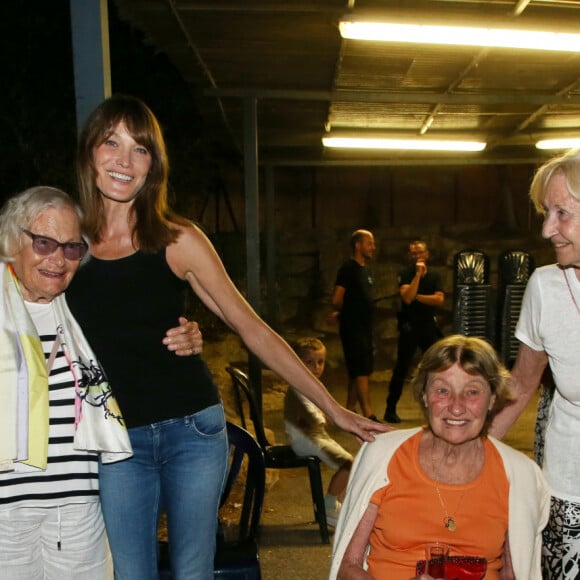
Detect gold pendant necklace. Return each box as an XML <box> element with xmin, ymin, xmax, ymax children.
<box><xmin>432</xmin><ymin>479</ymin><xmax>461</xmax><ymax>531</ymax></box>
<box><xmin>431</xmin><ymin>444</ymin><xmax>468</xmax><ymax>533</ymax></box>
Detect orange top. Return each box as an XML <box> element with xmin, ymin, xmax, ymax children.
<box><xmin>366</xmin><ymin>430</ymin><xmax>509</xmax><ymax>580</ymax></box>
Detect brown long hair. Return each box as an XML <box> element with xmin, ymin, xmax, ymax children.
<box><xmin>77</xmin><ymin>94</ymin><xmax>189</xmax><ymax>251</ymax></box>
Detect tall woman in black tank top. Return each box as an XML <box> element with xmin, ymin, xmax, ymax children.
<box><xmin>68</xmin><ymin>95</ymin><xmax>387</xmax><ymax>579</ymax></box>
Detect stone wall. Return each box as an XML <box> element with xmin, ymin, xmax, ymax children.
<box><xmin>194</xmin><ymin>224</ymin><xmax>553</xmax><ymax>376</ymax></box>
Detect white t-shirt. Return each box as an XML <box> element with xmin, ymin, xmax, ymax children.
<box><xmin>516</xmin><ymin>264</ymin><xmax>580</xmax><ymax>501</ymax></box>
<box><xmin>0</xmin><ymin>301</ymin><xmax>99</xmax><ymax>509</ymax></box>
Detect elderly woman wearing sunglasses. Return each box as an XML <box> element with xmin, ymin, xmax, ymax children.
<box><xmin>0</xmin><ymin>186</ymin><xmax>133</xmax><ymax>580</ymax></box>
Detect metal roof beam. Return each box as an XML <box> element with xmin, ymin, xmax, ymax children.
<box><xmin>205</xmin><ymin>87</ymin><xmax>580</xmax><ymax>106</ymax></box>
<box><xmin>175</xmin><ymin>2</ymin><xmax>346</xmax><ymax>13</ymax></box>
<box><xmin>261</xmin><ymin>156</ymin><xmax>548</xmax><ymax>167</ymax></box>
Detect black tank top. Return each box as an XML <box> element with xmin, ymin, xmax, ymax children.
<box><xmin>66</xmin><ymin>250</ymin><xmax>220</xmax><ymax>428</ymax></box>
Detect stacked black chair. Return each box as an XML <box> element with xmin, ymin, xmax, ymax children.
<box><xmin>496</xmin><ymin>250</ymin><xmax>535</xmax><ymax>368</ymax></box>
<box><xmin>159</xmin><ymin>421</ymin><xmax>266</xmax><ymax>579</ymax></box>
<box><xmin>452</xmin><ymin>249</ymin><xmax>494</xmax><ymax>342</ymax></box>
<box><xmin>226</xmin><ymin>365</ymin><xmax>330</xmax><ymax>544</ymax></box>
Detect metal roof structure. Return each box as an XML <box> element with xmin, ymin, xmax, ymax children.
<box><xmin>114</xmin><ymin>0</ymin><xmax>580</xmax><ymax>166</ymax></box>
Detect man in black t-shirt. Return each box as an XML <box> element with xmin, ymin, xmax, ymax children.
<box><xmin>384</xmin><ymin>240</ymin><xmax>445</xmax><ymax>423</ymax></box>
<box><xmin>331</xmin><ymin>229</ymin><xmax>378</xmax><ymax>421</ymax></box>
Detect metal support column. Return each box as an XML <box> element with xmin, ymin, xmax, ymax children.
<box><xmin>243</xmin><ymin>97</ymin><xmax>263</xmax><ymax>410</ymax></box>
<box><xmin>69</xmin><ymin>0</ymin><xmax>111</xmax><ymax>133</ymax></box>
<box><xmin>265</xmin><ymin>166</ymin><xmax>279</xmax><ymax>330</ymax></box>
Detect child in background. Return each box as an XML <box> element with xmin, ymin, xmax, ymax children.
<box><xmin>284</xmin><ymin>338</ymin><xmax>354</xmax><ymax>526</ymax></box>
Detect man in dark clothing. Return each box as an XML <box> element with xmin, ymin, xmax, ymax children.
<box><xmin>331</xmin><ymin>229</ymin><xmax>378</xmax><ymax>421</ymax></box>
<box><xmin>384</xmin><ymin>240</ymin><xmax>445</xmax><ymax>423</ymax></box>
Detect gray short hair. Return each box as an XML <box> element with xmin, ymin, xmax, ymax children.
<box><xmin>0</xmin><ymin>186</ymin><xmax>84</xmax><ymax>261</ymax></box>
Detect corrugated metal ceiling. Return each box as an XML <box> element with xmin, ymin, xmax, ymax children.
<box><xmin>114</xmin><ymin>0</ymin><xmax>580</xmax><ymax>165</ymax></box>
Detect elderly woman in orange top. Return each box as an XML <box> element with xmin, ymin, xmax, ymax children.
<box><xmin>331</xmin><ymin>335</ymin><xmax>550</xmax><ymax>580</ymax></box>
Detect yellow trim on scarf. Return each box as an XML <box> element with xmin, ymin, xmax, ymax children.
<box><xmin>20</xmin><ymin>335</ymin><xmax>49</xmax><ymax>469</ymax></box>
<box><xmin>7</xmin><ymin>264</ymin><xmax>49</xmax><ymax>470</ymax></box>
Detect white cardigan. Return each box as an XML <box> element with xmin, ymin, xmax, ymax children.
<box><xmin>330</xmin><ymin>428</ymin><xmax>550</xmax><ymax>579</ymax></box>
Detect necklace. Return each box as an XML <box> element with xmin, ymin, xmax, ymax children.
<box><xmin>431</xmin><ymin>445</ymin><xmax>469</xmax><ymax>532</ymax></box>
<box><xmin>563</xmin><ymin>268</ymin><xmax>580</xmax><ymax>316</ymax></box>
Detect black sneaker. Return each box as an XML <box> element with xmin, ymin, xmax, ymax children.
<box><xmin>383</xmin><ymin>411</ymin><xmax>402</xmax><ymax>424</ymax></box>
<box><xmin>367</xmin><ymin>414</ymin><xmax>383</xmax><ymax>424</ymax></box>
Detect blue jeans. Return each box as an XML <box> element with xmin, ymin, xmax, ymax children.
<box><xmin>99</xmin><ymin>403</ymin><xmax>228</xmax><ymax>580</ymax></box>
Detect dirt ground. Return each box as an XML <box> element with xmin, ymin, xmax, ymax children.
<box><xmin>225</xmin><ymin>363</ymin><xmax>539</xmax><ymax>580</ymax></box>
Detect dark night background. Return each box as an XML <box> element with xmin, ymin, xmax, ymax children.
<box><xmin>0</xmin><ymin>0</ymin><xmax>224</xmax><ymax>211</ymax></box>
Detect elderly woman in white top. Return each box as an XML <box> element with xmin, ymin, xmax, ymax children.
<box><xmin>0</xmin><ymin>186</ymin><xmax>201</xmax><ymax>580</ymax></box>
<box><xmin>0</xmin><ymin>186</ymin><xmax>132</xmax><ymax>579</ymax></box>
<box><xmin>0</xmin><ymin>186</ymin><xmax>202</xmax><ymax>580</ymax></box>
<box><xmin>491</xmin><ymin>147</ymin><xmax>580</xmax><ymax>578</ymax></box>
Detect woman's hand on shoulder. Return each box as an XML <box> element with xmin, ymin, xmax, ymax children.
<box><xmin>332</xmin><ymin>407</ymin><xmax>392</xmax><ymax>444</ymax></box>
<box><xmin>162</xmin><ymin>316</ymin><xmax>203</xmax><ymax>356</ymax></box>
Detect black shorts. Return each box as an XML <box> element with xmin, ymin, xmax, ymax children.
<box><xmin>340</xmin><ymin>332</ymin><xmax>374</xmax><ymax>379</ymax></box>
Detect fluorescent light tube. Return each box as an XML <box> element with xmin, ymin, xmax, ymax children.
<box><xmin>340</xmin><ymin>21</ymin><xmax>580</xmax><ymax>53</ymax></box>
<box><xmin>536</xmin><ymin>138</ymin><xmax>580</xmax><ymax>150</ymax></box>
<box><xmin>323</xmin><ymin>137</ymin><xmax>486</xmax><ymax>152</ymax></box>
